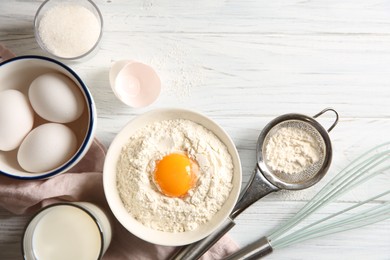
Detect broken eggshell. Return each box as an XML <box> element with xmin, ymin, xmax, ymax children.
<box><xmin>109</xmin><ymin>60</ymin><xmax>161</xmax><ymax>108</ymax></box>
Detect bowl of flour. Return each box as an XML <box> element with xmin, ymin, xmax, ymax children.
<box><xmin>103</xmin><ymin>108</ymin><xmax>242</xmax><ymax>246</ymax></box>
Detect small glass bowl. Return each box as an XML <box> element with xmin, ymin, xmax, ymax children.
<box><xmin>34</xmin><ymin>0</ymin><xmax>103</xmax><ymax>61</ymax></box>
<box><xmin>22</xmin><ymin>202</ymin><xmax>112</xmax><ymax>260</ymax></box>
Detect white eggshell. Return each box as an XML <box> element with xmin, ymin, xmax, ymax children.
<box><xmin>17</xmin><ymin>123</ymin><xmax>78</xmax><ymax>173</ymax></box>
<box><xmin>29</xmin><ymin>72</ymin><xmax>85</xmax><ymax>123</ymax></box>
<box><xmin>0</xmin><ymin>90</ymin><xmax>34</xmax><ymax>151</ymax></box>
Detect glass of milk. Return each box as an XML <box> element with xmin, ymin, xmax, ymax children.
<box><xmin>22</xmin><ymin>202</ymin><xmax>112</xmax><ymax>260</ymax></box>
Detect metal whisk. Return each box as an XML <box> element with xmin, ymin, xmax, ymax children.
<box><xmin>224</xmin><ymin>142</ymin><xmax>390</xmax><ymax>259</ymax></box>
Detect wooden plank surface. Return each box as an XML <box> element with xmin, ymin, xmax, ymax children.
<box><xmin>1</xmin><ymin>0</ymin><xmax>389</xmax><ymax>259</ymax></box>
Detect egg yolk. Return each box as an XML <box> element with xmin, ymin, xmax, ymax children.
<box><xmin>154</xmin><ymin>153</ymin><xmax>197</xmax><ymax>198</ymax></box>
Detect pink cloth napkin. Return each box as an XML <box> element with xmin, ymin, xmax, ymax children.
<box><xmin>0</xmin><ymin>139</ymin><xmax>239</xmax><ymax>259</ymax></box>
<box><xmin>0</xmin><ymin>44</ymin><xmax>15</xmax><ymax>62</ymax></box>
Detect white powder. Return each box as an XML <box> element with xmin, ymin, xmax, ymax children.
<box><xmin>117</xmin><ymin>119</ymin><xmax>234</xmax><ymax>232</ymax></box>
<box><xmin>149</xmin><ymin>42</ymin><xmax>204</xmax><ymax>99</ymax></box>
<box><xmin>265</xmin><ymin>126</ymin><xmax>321</xmax><ymax>174</ymax></box>
<box><xmin>38</xmin><ymin>4</ymin><xmax>100</xmax><ymax>58</ymax></box>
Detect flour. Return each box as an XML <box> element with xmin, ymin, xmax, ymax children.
<box><xmin>265</xmin><ymin>126</ymin><xmax>321</xmax><ymax>175</ymax></box>
<box><xmin>38</xmin><ymin>4</ymin><xmax>100</xmax><ymax>58</ymax></box>
<box><xmin>116</xmin><ymin>119</ymin><xmax>234</xmax><ymax>232</ymax></box>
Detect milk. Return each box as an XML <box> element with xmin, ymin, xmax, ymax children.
<box><xmin>23</xmin><ymin>203</ymin><xmax>112</xmax><ymax>260</ymax></box>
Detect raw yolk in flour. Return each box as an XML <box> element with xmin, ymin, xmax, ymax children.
<box><xmin>154</xmin><ymin>153</ymin><xmax>197</xmax><ymax>197</ymax></box>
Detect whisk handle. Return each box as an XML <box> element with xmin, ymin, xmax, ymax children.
<box><xmin>169</xmin><ymin>217</ymin><xmax>236</xmax><ymax>260</ymax></box>
<box><xmin>223</xmin><ymin>237</ymin><xmax>273</xmax><ymax>260</ymax></box>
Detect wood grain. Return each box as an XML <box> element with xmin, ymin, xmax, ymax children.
<box><xmin>0</xmin><ymin>0</ymin><xmax>389</xmax><ymax>259</ymax></box>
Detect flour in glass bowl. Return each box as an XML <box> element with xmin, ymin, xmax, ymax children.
<box><xmin>116</xmin><ymin>119</ymin><xmax>234</xmax><ymax>232</ymax></box>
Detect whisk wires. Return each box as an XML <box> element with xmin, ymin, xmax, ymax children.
<box><xmin>272</xmin><ymin>192</ymin><xmax>390</xmax><ymax>249</ymax></box>
<box><xmin>268</xmin><ymin>142</ymin><xmax>390</xmax><ymax>248</ymax></box>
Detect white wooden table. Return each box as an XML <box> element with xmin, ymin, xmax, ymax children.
<box><xmin>1</xmin><ymin>0</ymin><xmax>389</xmax><ymax>259</ymax></box>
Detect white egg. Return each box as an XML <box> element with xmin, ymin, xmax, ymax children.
<box><xmin>0</xmin><ymin>90</ymin><xmax>34</xmax><ymax>151</ymax></box>
<box><xmin>29</xmin><ymin>72</ymin><xmax>85</xmax><ymax>123</ymax></box>
<box><xmin>17</xmin><ymin>123</ymin><xmax>78</xmax><ymax>173</ymax></box>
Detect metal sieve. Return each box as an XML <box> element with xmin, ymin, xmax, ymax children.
<box><xmin>258</xmin><ymin>111</ymin><xmax>334</xmax><ymax>190</ymax></box>
<box><xmin>170</xmin><ymin>108</ymin><xmax>338</xmax><ymax>260</ymax></box>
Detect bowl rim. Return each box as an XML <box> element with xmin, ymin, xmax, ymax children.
<box><xmin>33</xmin><ymin>0</ymin><xmax>104</xmax><ymax>60</ymax></box>
<box><xmin>103</xmin><ymin>108</ymin><xmax>242</xmax><ymax>246</ymax></box>
<box><xmin>21</xmin><ymin>202</ymin><xmax>105</xmax><ymax>259</ymax></box>
<box><xmin>0</xmin><ymin>55</ymin><xmax>96</xmax><ymax>180</ymax></box>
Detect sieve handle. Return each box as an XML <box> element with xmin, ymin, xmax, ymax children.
<box><xmin>313</xmin><ymin>108</ymin><xmax>339</xmax><ymax>132</ymax></box>
<box><xmin>230</xmin><ymin>167</ymin><xmax>278</xmax><ymax>219</ymax></box>
<box><xmin>169</xmin><ymin>167</ymin><xmax>278</xmax><ymax>260</ymax></box>
<box><xmin>169</xmin><ymin>217</ymin><xmax>236</xmax><ymax>260</ymax></box>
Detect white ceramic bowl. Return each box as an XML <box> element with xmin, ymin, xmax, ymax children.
<box><xmin>103</xmin><ymin>108</ymin><xmax>242</xmax><ymax>246</ymax></box>
<box><xmin>0</xmin><ymin>55</ymin><xmax>97</xmax><ymax>179</ymax></box>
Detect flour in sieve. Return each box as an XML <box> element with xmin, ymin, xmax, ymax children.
<box><xmin>116</xmin><ymin>119</ymin><xmax>234</xmax><ymax>232</ymax></box>
<box><xmin>265</xmin><ymin>126</ymin><xmax>321</xmax><ymax>174</ymax></box>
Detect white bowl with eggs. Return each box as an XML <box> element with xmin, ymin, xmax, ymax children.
<box><xmin>103</xmin><ymin>108</ymin><xmax>242</xmax><ymax>246</ymax></box>
<box><xmin>0</xmin><ymin>55</ymin><xmax>96</xmax><ymax>179</ymax></box>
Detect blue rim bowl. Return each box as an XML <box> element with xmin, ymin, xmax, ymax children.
<box><xmin>0</xmin><ymin>55</ymin><xmax>96</xmax><ymax>180</ymax></box>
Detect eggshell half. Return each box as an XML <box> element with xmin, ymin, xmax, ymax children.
<box><xmin>17</xmin><ymin>123</ymin><xmax>77</xmax><ymax>173</ymax></box>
